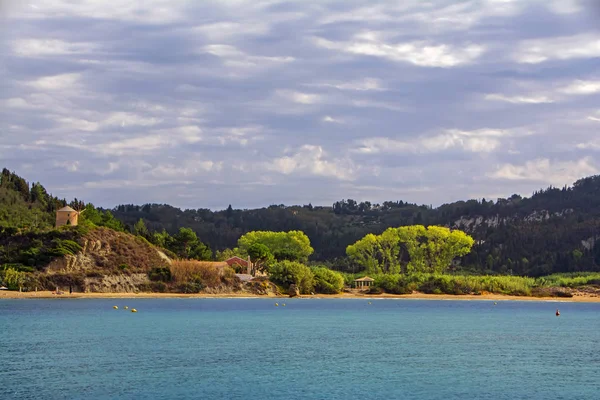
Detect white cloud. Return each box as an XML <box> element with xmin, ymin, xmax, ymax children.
<box><xmin>490</xmin><ymin>157</ymin><xmax>599</xmax><ymax>184</ymax></box>
<box><xmin>103</xmin><ymin>112</ymin><xmax>162</xmax><ymax>127</ymax></box>
<box><xmin>266</xmin><ymin>145</ymin><xmax>355</xmax><ymax>180</ymax></box>
<box><xmin>28</xmin><ymin>73</ymin><xmax>81</xmax><ymax>90</ymax></box>
<box><xmin>12</xmin><ymin>0</ymin><xmax>183</xmax><ymax>24</ymax></box>
<box><xmin>484</xmin><ymin>78</ymin><xmax>600</xmax><ymax>105</ymax></box>
<box><xmin>484</xmin><ymin>93</ymin><xmax>554</xmax><ymax>104</ymax></box>
<box><xmin>576</xmin><ymin>139</ymin><xmax>600</xmax><ymax>150</ymax></box>
<box><xmin>307</xmin><ymin>78</ymin><xmax>386</xmax><ymax>91</ymax></box>
<box><xmin>514</xmin><ymin>34</ymin><xmax>600</xmax><ymax>64</ymax></box>
<box><xmin>276</xmin><ymin>90</ymin><xmax>322</xmax><ymax>105</ymax></box>
<box><xmin>193</xmin><ymin>21</ymin><xmax>270</xmax><ymax>41</ymax></box>
<box><xmin>559</xmin><ymin>80</ymin><xmax>600</xmax><ymax>95</ymax></box>
<box><xmin>315</xmin><ymin>35</ymin><xmax>485</xmax><ymax>67</ymax></box>
<box><xmin>354</xmin><ymin>128</ymin><xmax>527</xmax><ymax>154</ymax></box>
<box><xmin>546</xmin><ymin>0</ymin><xmax>582</xmax><ymax>15</ymax></box>
<box><xmin>12</xmin><ymin>39</ymin><xmax>97</xmax><ymax>57</ymax></box>
<box><xmin>53</xmin><ymin>160</ymin><xmax>80</xmax><ymax>172</ymax></box>
<box><xmin>203</xmin><ymin>44</ymin><xmax>294</xmax><ymax>74</ymax></box>
<box><xmin>322</xmin><ymin>116</ymin><xmax>344</xmax><ymax>124</ymax></box>
<box><xmin>58</xmin><ymin>117</ymin><xmax>99</xmax><ymax>132</ymax></box>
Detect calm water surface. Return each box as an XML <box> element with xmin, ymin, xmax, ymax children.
<box><xmin>1</xmin><ymin>298</ymin><xmax>599</xmax><ymax>399</ymax></box>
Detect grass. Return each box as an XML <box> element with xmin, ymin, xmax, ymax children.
<box><xmin>536</xmin><ymin>272</ymin><xmax>600</xmax><ymax>288</ymax></box>
<box><xmin>169</xmin><ymin>260</ymin><xmax>239</xmax><ymax>292</ymax></box>
<box><xmin>367</xmin><ymin>272</ymin><xmax>593</xmax><ymax>297</ymax></box>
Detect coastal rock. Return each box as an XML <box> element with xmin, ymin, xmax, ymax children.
<box><xmin>288</xmin><ymin>284</ymin><xmax>300</xmax><ymax>297</ymax></box>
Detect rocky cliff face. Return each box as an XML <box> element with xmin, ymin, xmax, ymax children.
<box><xmin>45</xmin><ymin>227</ymin><xmax>170</xmax><ymax>292</ymax></box>
<box><xmin>452</xmin><ymin>209</ymin><xmax>575</xmax><ymax>233</ymax></box>
<box><xmin>84</xmin><ymin>273</ymin><xmax>150</xmax><ymax>293</ymax></box>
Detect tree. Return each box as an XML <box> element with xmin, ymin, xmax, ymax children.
<box><xmin>346</xmin><ymin>233</ymin><xmax>381</xmax><ymax>274</ymax></box>
<box><xmin>347</xmin><ymin>225</ymin><xmax>474</xmax><ymax>274</ymax></box>
<box><xmin>247</xmin><ymin>243</ymin><xmax>274</xmax><ymax>274</ymax></box>
<box><xmin>3</xmin><ymin>268</ymin><xmax>26</xmax><ymax>290</ymax></box>
<box><xmin>133</xmin><ymin>218</ymin><xmax>149</xmax><ymax>237</ymax></box>
<box><xmin>172</xmin><ymin>228</ymin><xmax>212</xmax><ymax>260</ymax></box>
<box><xmin>268</xmin><ymin>261</ymin><xmax>315</xmax><ymax>294</ymax></box>
<box><xmin>237</xmin><ymin>230</ymin><xmax>313</xmax><ymax>262</ymax></box>
<box><xmin>312</xmin><ymin>267</ymin><xmax>344</xmax><ymax>294</ymax></box>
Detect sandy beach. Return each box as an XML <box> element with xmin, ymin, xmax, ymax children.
<box><xmin>1</xmin><ymin>290</ymin><xmax>599</xmax><ymax>302</ymax></box>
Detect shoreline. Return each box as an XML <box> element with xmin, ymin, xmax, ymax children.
<box><xmin>1</xmin><ymin>290</ymin><xmax>598</xmax><ymax>302</ymax></box>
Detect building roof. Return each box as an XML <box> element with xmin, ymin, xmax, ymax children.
<box><xmin>354</xmin><ymin>276</ymin><xmax>375</xmax><ymax>282</ymax></box>
<box><xmin>57</xmin><ymin>206</ymin><xmax>77</xmax><ymax>212</ymax></box>
<box><xmin>226</xmin><ymin>256</ymin><xmax>249</xmax><ymax>266</ymax></box>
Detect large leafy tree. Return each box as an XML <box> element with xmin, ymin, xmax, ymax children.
<box><xmin>347</xmin><ymin>225</ymin><xmax>474</xmax><ymax>274</ymax></box>
<box><xmin>172</xmin><ymin>228</ymin><xmax>212</xmax><ymax>260</ymax></box>
<box><xmin>268</xmin><ymin>261</ymin><xmax>315</xmax><ymax>294</ymax></box>
<box><xmin>237</xmin><ymin>230</ymin><xmax>313</xmax><ymax>262</ymax></box>
<box><xmin>247</xmin><ymin>243</ymin><xmax>274</xmax><ymax>274</ymax></box>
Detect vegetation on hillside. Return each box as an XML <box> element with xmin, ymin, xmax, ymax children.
<box><xmin>108</xmin><ymin>176</ymin><xmax>600</xmax><ymax>276</ymax></box>
<box><xmin>2</xmin><ymin>167</ymin><xmax>600</xmax><ymax>298</ymax></box>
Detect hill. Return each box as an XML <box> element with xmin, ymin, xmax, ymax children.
<box><xmin>111</xmin><ymin>177</ymin><xmax>600</xmax><ymax>276</ymax></box>
<box><xmin>2</xmin><ymin>167</ymin><xmax>600</xmax><ymax>278</ymax></box>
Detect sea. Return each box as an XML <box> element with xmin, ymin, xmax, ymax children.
<box><xmin>1</xmin><ymin>298</ymin><xmax>599</xmax><ymax>399</ymax></box>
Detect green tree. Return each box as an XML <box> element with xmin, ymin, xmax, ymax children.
<box><xmin>133</xmin><ymin>218</ymin><xmax>149</xmax><ymax>237</ymax></box>
<box><xmin>238</xmin><ymin>230</ymin><xmax>313</xmax><ymax>262</ymax></box>
<box><xmin>172</xmin><ymin>228</ymin><xmax>212</xmax><ymax>260</ymax></box>
<box><xmin>247</xmin><ymin>243</ymin><xmax>274</xmax><ymax>274</ymax></box>
<box><xmin>3</xmin><ymin>267</ymin><xmax>26</xmax><ymax>290</ymax></box>
<box><xmin>346</xmin><ymin>233</ymin><xmax>381</xmax><ymax>274</ymax></box>
<box><xmin>268</xmin><ymin>261</ymin><xmax>315</xmax><ymax>294</ymax></box>
<box><xmin>312</xmin><ymin>267</ymin><xmax>344</xmax><ymax>294</ymax></box>
<box><xmin>347</xmin><ymin>225</ymin><xmax>474</xmax><ymax>275</ymax></box>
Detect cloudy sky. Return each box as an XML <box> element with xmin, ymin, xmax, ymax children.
<box><xmin>1</xmin><ymin>0</ymin><xmax>600</xmax><ymax>210</ymax></box>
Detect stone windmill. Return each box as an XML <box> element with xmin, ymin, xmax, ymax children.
<box><xmin>55</xmin><ymin>205</ymin><xmax>86</xmax><ymax>228</ymax></box>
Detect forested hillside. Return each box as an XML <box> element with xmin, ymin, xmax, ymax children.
<box><xmin>109</xmin><ymin>177</ymin><xmax>600</xmax><ymax>276</ymax></box>
<box><xmin>2</xmin><ymin>167</ymin><xmax>600</xmax><ymax>277</ymax></box>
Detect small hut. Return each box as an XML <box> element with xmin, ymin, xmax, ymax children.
<box><xmin>55</xmin><ymin>206</ymin><xmax>79</xmax><ymax>227</ymax></box>
<box><xmin>354</xmin><ymin>276</ymin><xmax>375</xmax><ymax>290</ymax></box>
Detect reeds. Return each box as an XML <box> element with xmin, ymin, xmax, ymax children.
<box><xmin>170</xmin><ymin>260</ymin><xmax>231</xmax><ymax>287</ymax></box>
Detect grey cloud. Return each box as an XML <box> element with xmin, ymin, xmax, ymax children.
<box><xmin>1</xmin><ymin>0</ymin><xmax>599</xmax><ymax>209</ymax></box>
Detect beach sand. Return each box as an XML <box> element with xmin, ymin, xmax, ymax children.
<box><xmin>1</xmin><ymin>290</ymin><xmax>599</xmax><ymax>302</ymax></box>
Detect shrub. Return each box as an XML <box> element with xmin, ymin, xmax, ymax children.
<box><xmin>177</xmin><ymin>282</ymin><xmax>203</xmax><ymax>293</ymax></box>
<box><xmin>150</xmin><ymin>281</ymin><xmax>167</xmax><ymax>293</ymax></box>
<box><xmin>269</xmin><ymin>261</ymin><xmax>315</xmax><ymax>294</ymax></box>
<box><xmin>149</xmin><ymin>267</ymin><xmax>172</xmax><ymax>282</ymax></box>
<box><xmin>312</xmin><ymin>267</ymin><xmax>345</xmax><ymax>294</ymax></box>
<box><xmin>170</xmin><ymin>260</ymin><xmax>236</xmax><ymax>289</ymax></box>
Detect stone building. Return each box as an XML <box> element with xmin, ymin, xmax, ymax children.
<box><xmin>55</xmin><ymin>206</ymin><xmax>79</xmax><ymax>227</ymax></box>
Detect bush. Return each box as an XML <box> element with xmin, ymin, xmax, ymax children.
<box><xmin>371</xmin><ymin>273</ymin><xmax>536</xmax><ymax>296</ymax></box>
<box><xmin>269</xmin><ymin>261</ymin><xmax>315</xmax><ymax>294</ymax></box>
<box><xmin>170</xmin><ymin>260</ymin><xmax>237</xmax><ymax>289</ymax></box>
<box><xmin>177</xmin><ymin>282</ymin><xmax>203</xmax><ymax>293</ymax></box>
<box><xmin>312</xmin><ymin>267</ymin><xmax>345</xmax><ymax>294</ymax></box>
<box><xmin>149</xmin><ymin>267</ymin><xmax>172</xmax><ymax>282</ymax></box>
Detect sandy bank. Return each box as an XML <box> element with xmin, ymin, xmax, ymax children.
<box><xmin>1</xmin><ymin>290</ymin><xmax>599</xmax><ymax>302</ymax></box>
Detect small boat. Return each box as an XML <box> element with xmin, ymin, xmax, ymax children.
<box><xmin>556</xmin><ymin>309</ymin><xmax>560</xmax><ymax>316</ymax></box>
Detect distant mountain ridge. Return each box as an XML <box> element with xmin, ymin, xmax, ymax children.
<box><xmin>2</xmin><ymin>167</ymin><xmax>600</xmax><ymax>276</ymax></box>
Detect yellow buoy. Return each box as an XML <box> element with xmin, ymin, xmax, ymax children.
<box><xmin>275</xmin><ymin>303</ymin><xmax>279</xmax><ymax>306</ymax></box>
<box><xmin>131</xmin><ymin>309</ymin><xmax>138</xmax><ymax>313</ymax></box>
<box><xmin>282</xmin><ymin>303</ymin><xmax>286</xmax><ymax>307</ymax></box>
<box><xmin>113</xmin><ymin>306</ymin><xmax>118</xmax><ymax>309</ymax></box>
<box><xmin>368</xmin><ymin>302</ymin><xmax>372</xmax><ymax>305</ymax></box>
<box><xmin>124</xmin><ymin>306</ymin><xmax>129</xmax><ymax>310</ymax></box>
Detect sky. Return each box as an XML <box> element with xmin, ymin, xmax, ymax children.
<box><xmin>1</xmin><ymin>0</ymin><xmax>600</xmax><ymax>210</ymax></box>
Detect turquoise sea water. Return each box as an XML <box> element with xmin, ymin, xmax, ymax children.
<box><xmin>1</xmin><ymin>298</ymin><xmax>599</xmax><ymax>399</ymax></box>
